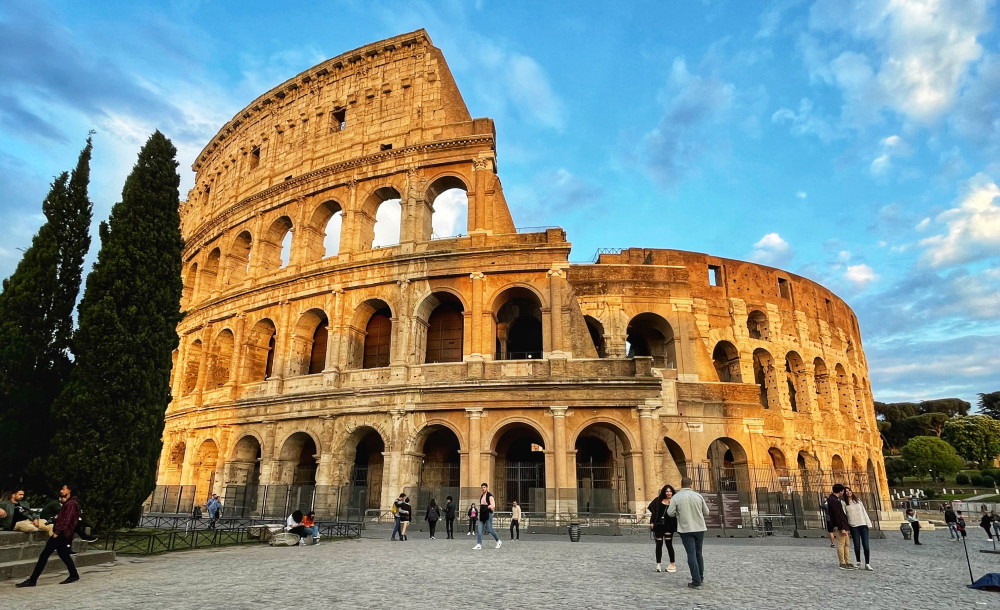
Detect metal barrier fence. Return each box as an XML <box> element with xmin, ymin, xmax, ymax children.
<box><xmin>136</xmin><ymin>515</ymin><xmax>363</xmax><ymax>538</ymax></box>
<box><xmin>99</xmin><ymin>528</ymin><xmax>253</xmax><ymax>555</ymax></box>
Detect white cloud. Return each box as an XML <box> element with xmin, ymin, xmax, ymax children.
<box><xmin>749</xmin><ymin>232</ymin><xmax>794</xmax><ymax>266</ymax></box>
<box><xmin>467</xmin><ymin>41</ymin><xmax>566</xmax><ymax>131</ymax></box>
<box><xmin>430</xmin><ymin>189</ymin><xmax>469</xmax><ymax>238</ymax></box>
<box><xmin>869</xmin><ymin>134</ymin><xmax>908</xmax><ymax>176</ymax></box>
<box><xmin>771</xmin><ymin>98</ymin><xmax>841</xmax><ymax>142</ymax></box>
<box><xmin>845</xmin><ymin>263</ymin><xmax>878</xmax><ymax>289</ymax></box>
<box><xmin>796</xmin><ymin>191</ymin><xmax>807</xmax><ymax>199</ymax></box>
<box><xmin>919</xmin><ymin>173</ymin><xmax>1000</xmax><ymax>268</ymax></box>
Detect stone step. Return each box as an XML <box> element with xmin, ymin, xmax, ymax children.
<box><xmin>0</xmin><ymin>537</ymin><xmax>91</xmax><ymax>563</ymax></box>
<box><xmin>0</xmin><ymin>549</ymin><xmax>115</xmax><ymax>581</ymax></box>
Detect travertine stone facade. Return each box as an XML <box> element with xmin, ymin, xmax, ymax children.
<box><xmin>159</xmin><ymin>30</ymin><xmax>889</xmax><ymax>517</ymax></box>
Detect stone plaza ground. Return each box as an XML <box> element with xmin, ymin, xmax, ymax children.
<box><xmin>4</xmin><ymin>527</ymin><xmax>998</xmax><ymax>609</ymax></box>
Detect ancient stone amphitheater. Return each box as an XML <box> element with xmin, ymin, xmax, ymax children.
<box><xmin>154</xmin><ymin>30</ymin><xmax>889</xmax><ymax>526</ymax></box>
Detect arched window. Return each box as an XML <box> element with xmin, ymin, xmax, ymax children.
<box><xmin>712</xmin><ymin>341</ymin><xmax>741</xmax><ymax>382</ymax></box>
<box><xmin>752</xmin><ymin>348</ymin><xmax>774</xmax><ymax>408</ymax></box>
<box><xmin>245</xmin><ymin>319</ymin><xmax>277</xmax><ymax>382</ymax></box>
<box><xmin>584</xmin><ymin>316</ymin><xmax>607</xmax><ymax>358</ymax></box>
<box><xmin>183</xmin><ymin>339</ymin><xmax>202</xmax><ymax>395</ymax></box>
<box><xmin>182</xmin><ymin>262</ymin><xmax>198</xmax><ymax>308</ymax></box>
<box><xmin>363</xmin><ymin>308</ymin><xmax>392</xmax><ymax>368</ymax></box>
<box><xmin>289</xmin><ymin>309</ymin><xmax>329</xmax><ymax>376</ymax></box>
<box><xmin>208</xmin><ymin>329</ymin><xmax>234</xmax><ymax>389</ymax></box>
<box><xmin>785</xmin><ymin>351</ymin><xmax>806</xmax><ymax>412</ymax></box>
<box><xmin>626</xmin><ymin>313</ymin><xmax>676</xmax><ymax>369</ymax></box>
<box><xmin>425</xmin><ymin>301</ymin><xmax>464</xmax><ymax>363</ymax></box>
<box><xmin>225</xmin><ymin>232</ymin><xmax>252</xmax><ymax>286</ymax></box>
<box><xmin>747</xmin><ymin>310</ymin><xmax>769</xmax><ymax>340</ymax></box>
<box><xmin>309</xmin><ymin>322</ymin><xmax>328</xmax><ymax>374</ymax></box>
<box><xmin>202</xmin><ymin>248</ymin><xmax>221</xmax><ymax>295</ymax></box>
<box><xmin>304</xmin><ymin>200</ymin><xmax>343</xmax><ymax>261</ymax></box>
<box><xmin>427</xmin><ymin>176</ymin><xmax>469</xmax><ymax>240</ymax></box>
<box><xmin>259</xmin><ymin>216</ymin><xmax>293</xmax><ymax>273</ymax></box>
<box><xmin>365</xmin><ymin>187</ymin><xmax>402</xmax><ymax>249</ymax></box>
<box><xmin>494</xmin><ymin>288</ymin><xmax>543</xmax><ymax>360</ymax></box>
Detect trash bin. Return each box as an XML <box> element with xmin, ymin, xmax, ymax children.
<box><xmin>568</xmin><ymin>522</ymin><xmax>581</xmax><ymax>542</ymax></box>
<box><xmin>899</xmin><ymin>522</ymin><xmax>912</xmax><ymax>540</ymax></box>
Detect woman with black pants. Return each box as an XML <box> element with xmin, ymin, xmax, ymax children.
<box><xmin>905</xmin><ymin>508</ymin><xmax>921</xmax><ymax>545</ymax></box>
<box><xmin>647</xmin><ymin>484</ymin><xmax>678</xmax><ymax>573</ymax></box>
<box><xmin>467</xmin><ymin>503</ymin><xmax>478</xmax><ymax>535</ymax></box>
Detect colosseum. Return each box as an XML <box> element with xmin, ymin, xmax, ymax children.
<box><xmin>153</xmin><ymin>30</ymin><xmax>889</xmax><ymax>529</ymax></box>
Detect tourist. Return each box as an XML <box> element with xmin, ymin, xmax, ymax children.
<box><xmin>399</xmin><ymin>496</ymin><xmax>412</xmax><ymax>541</ymax></box>
<box><xmin>16</xmin><ymin>484</ymin><xmax>81</xmax><ymax>587</ymax></box>
<box><xmin>444</xmin><ymin>495</ymin><xmax>456</xmax><ymax>539</ymax></box>
<box><xmin>286</xmin><ymin>510</ymin><xmax>317</xmax><ymax>545</ymax></box>
<box><xmin>390</xmin><ymin>493</ymin><xmax>405</xmax><ymax>541</ymax></box>
<box><xmin>843</xmin><ymin>488</ymin><xmax>873</xmax><ymax>571</ymax></box>
<box><xmin>979</xmin><ymin>509</ymin><xmax>993</xmax><ymax>540</ymax></box>
<box><xmin>467</xmin><ymin>503</ymin><xmax>477</xmax><ymax>536</ymax></box>
<box><xmin>474</xmin><ymin>482</ymin><xmax>501</xmax><ymax>550</ymax></box>
<box><xmin>821</xmin><ymin>499</ymin><xmax>836</xmax><ymax>548</ymax></box>
<box><xmin>206</xmin><ymin>493</ymin><xmax>222</xmax><ymax>529</ymax></box>
<box><xmin>957</xmin><ymin>511</ymin><xmax>968</xmax><ymax>539</ymax></box>
<box><xmin>827</xmin><ymin>484</ymin><xmax>854</xmax><ymax>567</ymax></box>
<box><xmin>1</xmin><ymin>489</ymin><xmax>53</xmax><ymax>536</ymax></box>
<box><xmin>510</xmin><ymin>501</ymin><xmax>521</xmax><ymax>540</ymax></box>
<box><xmin>944</xmin><ymin>505</ymin><xmax>958</xmax><ymax>541</ymax></box>
<box><xmin>905</xmin><ymin>508</ymin><xmax>921</xmax><ymax>545</ymax></box>
<box><xmin>991</xmin><ymin>510</ymin><xmax>1000</xmax><ymax>540</ymax></box>
<box><xmin>302</xmin><ymin>511</ymin><xmax>320</xmax><ymax>545</ymax></box>
<box><xmin>647</xmin><ymin>484</ymin><xmax>678</xmax><ymax>574</ymax></box>
<box><xmin>425</xmin><ymin>498</ymin><xmax>440</xmax><ymax>539</ymax></box>
<box><xmin>667</xmin><ymin>476</ymin><xmax>709</xmax><ymax>589</ymax></box>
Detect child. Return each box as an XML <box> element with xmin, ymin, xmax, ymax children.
<box><xmin>957</xmin><ymin>511</ymin><xmax>968</xmax><ymax>539</ymax></box>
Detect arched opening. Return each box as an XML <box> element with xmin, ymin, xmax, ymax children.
<box><xmin>226</xmin><ymin>435</ymin><xmax>262</xmax><ymax>517</ymax></box>
<box><xmin>494</xmin><ymin>287</ymin><xmax>543</xmax><ymax>360</ymax></box>
<box><xmin>416</xmin><ymin>425</ymin><xmax>461</xmax><ymax>507</ymax></box>
<box><xmin>493</xmin><ymin>424</ymin><xmax>546</xmax><ymax>513</ymax></box>
<box><xmin>225</xmin><ymin>231</ymin><xmax>252</xmax><ymax>286</ymax></box>
<box><xmin>304</xmin><ymin>200</ymin><xmax>344</xmax><ymax>260</ymax></box>
<box><xmin>193</xmin><ymin>440</ymin><xmax>219</xmax><ymax>503</ymax></box>
<box><xmin>796</xmin><ymin>450</ymin><xmax>822</xmax><ymax>505</ymax></box>
<box><xmin>207</xmin><ymin>329</ymin><xmax>235</xmax><ymax>389</ymax></box>
<box><xmin>575</xmin><ymin>424</ymin><xmax>633</xmax><ymax>514</ymax></box>
<box><xmin>785</xmin><ymin>351</ymin><xmax>806</xmax><ymax>412</ymax></box>
<box><xmin>370</xmin><ymin>188</ymin><xmax>402</xmax><ymax>249</ymax></box>
<box><xmin>182</xmin><ymin>339</ymin><xmax>202</xmax><ymax>395</ymax></box>
<box><xmin>182</xmin><ymin>262</ymin><xmax>198</xmax><ymax>308</ymax></box>
<box><xmin>163</xmin><ymin>441</ymin><xmax>186</xmax><ymax>485</ymax></box>
<box><xmin>752</xmin><ymin>348</ymin><xmax>775</xmax><ymax>408</ymax></box>
<box><xmin>363</xmin><ymin>305</ymin><xmax>392</xmax><ymax>369</ymax></box>
<box><xmin>259</xmin><ymin>216</ymin><xmax>293</xmax><ymax>273</ymax></box>
<box><xmin>834</xmin><ymin>364</ymin><xmax>851</xmax><ymax>413</ymax></box>
<box><xmin>747</xmin><ymin>310</ymin><xmax>769</xmax><ymax>340</ymax></box>
<box><xmin>427</xmin><ymin>177</ymin><xmax>469</xmax><ymax>240</ymax></box>
<box><xmin>244</xmin><ymin>319</ymin><xmax>277</xmax><ymax>382</ymax></box>
<box><xmin>704</xmin><ymin>438</ymin><xmax>750</xmax><ymax>496</ymax></box>
<box><xmin>712</xmin><ymin>341</ymin><xmax>741</xmax><ymax>382</ymax></box>
<box><xmin>289</xmin><ymin>309</ymin><xmax>329</xmax><ymax>376</ymax></box>
<box><xmin>423</xmin><ymin>294</ymin><xmax>464</xmax><ymax>364</ymax></box>
<box><xmin>831</xmin><ymin>454</ymin><xmax>846</xmax><ymax>479</ymax></box>
<box><xmin>349</xmin><ymin>428</ymin><xmax>385</xmax><ymax>514</ymax></box>
<box><xmin>768</xmin><ymin>447</ymin><xmax>788</xmax><ymax>474</ymax></box>
<box><xmin>663</xmin><ymin>437</ymin><xmax>688</xmax><ymax>481</ymax></box>
<box><xmin>625</xmin><ymin>313</ymin><xmax>676</xmax><ymax>369</ymax></box>
<box><xmin>201</xmin><ymin>248</ymin><xmax>221</xmax><ymax>295</ymax></box>
<box><xmin>584</xmin><ymin>316</ymin><xmax>607</xmax><ymax>358</ymax></box>
<box><xmin>276</xmin><ymin>432</ymin><xmax>318</xmax><ymax>486</ymax></box>
<box><xmin>851</xmin><ymin>455</ymin><xmax>861</xmax><ymax>473</ymax></box>
<box><xmin>813</xmin><ymin>358</ymin><xmax>832</xmax><ymax>412</ymax></box>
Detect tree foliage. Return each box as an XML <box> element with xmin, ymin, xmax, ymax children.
<box><xmin>980</xmin><ymin>392</ymin><xmax>1000</xmax><ymax>420</ymax></box>
<box><xmin>941</xmin><ymin>415</ymin><xmax>1000</xmax><ymax>466</ymax></box>
<box><xmin>899</xmin><ymin>436</ymin><xmax>963</xmax><ymax>481</ymax></box>
<box><xmin>875</xmin><ymin>397</ymin><xmax>972</xmax><ymax>453</ymax></box>
<box><xmin>48</xmin><ymin>132</ymin><xmax>182</xmax><ymax>531</ymax></box>
<box><xmin>884</xmin><ymin>457</ymin><xmax>912</xmax><ymax>485</ymax></box>
<box><xmin>0</xmin><ymin>138</ymin><xmax>92</xmax><ymax>491</ymax></box>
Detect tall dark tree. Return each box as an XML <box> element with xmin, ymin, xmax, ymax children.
<box><xmin>980</xmin><ymin>392</ymin><xmax>1000</xmax><ymax>420</ymax></box>
<box><xmin>0</xmin><ymin>138</ymin><xmax>93</xmax><ymax>491</ymax></box>
<box><xmin>48</xmin><ymin>132</ymin><xmax>182</xmax><ymax>531</ymax></box>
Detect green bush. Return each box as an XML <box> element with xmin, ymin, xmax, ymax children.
<box><xmin>956</xmin><ymin>473</ymin><xmax>970</xmax><ymax>485</ymax></box>
<box><xmin>983</xmin><ymin>474</ymin><xmax>996</xmax><ymax>487</ymax></box>
<box><xmin>970</xmin><ymin>474</ymin><xmax>985</xmax><ymax>486</ymax></box>
<box><xmin>923</xmin><ymin>488</ymin><xmax>938</xmax><ymax>500</ymax></box>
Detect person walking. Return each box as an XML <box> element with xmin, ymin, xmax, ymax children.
<box><xmin>979</xmin><ymin>509</ymin><xmax>993</xmax><ymax>540</ymax></box>
<box><xmin>444</xmin><ymin>496</ymin><xmax>456</xmax><ymax>539</ymax></box>
<box><xmin>206</xmin><ymin>493</ymin><xmax>221</xmax><ymax>530</ymax></box>
<box><xmin>390</xmin><ymin>493</ymin><xmax>406</xmax><ymax>541</ymax></box>
<box><xmin>425</xmin><ymin>498</ymin><xmax>440</xmax><ymax>539</ymax></box>
<box><xmin>510</xmin><ymin>501</ymin><xmax>521</xmax><ymax>540</ymax></box>
<box><xmin>467</xmin><ymin>503</ymin><xmax>478</xmax><ymax>536</ymax></box>
<box><xmin>474</xmin><ymin>483</ymin><xmax>501</xmax><ymax>550</ymax></box>
<box><xmin>844</xmin><ymin>488</ymin><xmax>873</xmax><ymax>571</ymax></box>
<box><xmin>647</xmin><ymin>484</ymin><xmax>678</xmax><ymax>574</ymax></box>
<box><xmin>991</xmin><ymin>510</ymin><xmax>1000</xmax><ymax>540</ymax></box>
<box><xmin>16</xmin><ymin>484</ymin><xmax>81</xmax><ymax>587</ymax></box>
<box><xmin>905</xmin><ymin>507</ymin><xmax>921</xmax><ymax>545</ymax></box>
<box><xmin>944</xmin><ymin>505</ymin><xmax>959</xmax><ymax>541</ymax></box>
<box><xmin>827</xmin><ymin>484</ymin><xmax>854</xmax><ymax>568</ymax></box>
<box><xmin>957</xmin><ymin>511</ymin><xmax>968</xmax><ymax>539</ymax></box>
<box><xmin>667</xmin><ymin>477</ymin><xmax>709</xmax><ymax>589</ymax></box>
<box><xmin>821</xmin><ymin>499</ymin><xmax>836</xmax><ymax>548</ymax></box>
<box><xmin>399</xmin><ymin>497</ymin><xmax>413</xmax><ymax>541</ymax></box>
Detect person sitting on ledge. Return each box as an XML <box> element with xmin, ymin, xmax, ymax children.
<box><xmin>0</xmin><ymin>489</ymin><xmax>54</xmax><ymax>536</ymax></box>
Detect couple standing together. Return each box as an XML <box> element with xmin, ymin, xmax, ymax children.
<box><xmin>647</xmin><ymin>476</ymin><xmax>710</xmax><ymax>590</ymax></box>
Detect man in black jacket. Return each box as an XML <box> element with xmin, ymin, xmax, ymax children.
<box><xmin>944</xmin><ymin>505</ymin><xmax>958</xmax><ymax>540</ymax></box>
<box><xmin>827</xmin><ymin>484</ymin><xmax>853</xmax><ymax>570</ymax></box>
<box><xmin>444</xmin><ymin>496</ymin><xmax>456</xmax><ymax>539</ymax></box>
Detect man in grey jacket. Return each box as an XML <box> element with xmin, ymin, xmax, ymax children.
<box><xmin>667</xmin><ymin>476</ymin><xmax>710</xmax><ymax>589</ymax></box>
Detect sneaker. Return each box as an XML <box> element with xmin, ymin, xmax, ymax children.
<box><xmin>495</xmin><ymin>540</ymin><xmax>502</xmax><ymax>549</ymax></box>
<box><xmin>59</xmin><ymin>575</ymin><xmax>79</xmax><ymax>585</ymax></box>
<box><xmin>830</xmin><ymin>543</ymin><xmax>836</xmax><ymax>548</ymax></box>
<box><xmin>687</xmin><ymin>582</ymin><xmax>702</xmax><ymax>589</ymax></box>
<box><xmin>14</xmin><ymin>580</ymin><xmax>36</xmax><ymax>588</ymax></box>
<box><xmin>466</xmin><ymin>532</ymin><xmax>471</xmax><ymax>536</ymax></box>
<box><xmin>856</xmin><ymin>562</ymin><xmax>862</xmax><ymax>569</ymax></box>
<box><xmin>472</xmin><ymin>544</ymin><xmax>482</xmax><ymax>550</ymax></box>
<box><xmin>667</xmin><ymin>564</ymin><xmax>677</xmax><ymax>573</ymax></box>
<box><xmin>656</xmin><ymin>564</ymin><xmax>662</xmax><ymax>572</ymax></box>
<box><xmin>865</xmin><ymin>564</ymin><xmax>874</xmax><ymax>571</ymax></box>
<box><xmin>430</xmin><ymin>536</ymin><xmax>435</xmax><ymax>540</ymax></box>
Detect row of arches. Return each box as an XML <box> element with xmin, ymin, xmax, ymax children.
<box><xmin>181</xmin><ymin>178</ymin><xmax>471</xmax><ymax>307</ymax></box>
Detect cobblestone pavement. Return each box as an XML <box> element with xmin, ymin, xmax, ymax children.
<box><xmin>4</xmin><ymin>528</ymin><xmax>999</xmax><ymax>609</ymax></box>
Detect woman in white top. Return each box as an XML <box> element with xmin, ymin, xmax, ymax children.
<box><xmin>843</xmin><ymin>488</ymin><xmax>874</xmax><ymax>571</ymax></box>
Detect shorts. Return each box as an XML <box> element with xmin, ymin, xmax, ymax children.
<box><xmin>826</xmin><ymin>521</ymin><xmax>836</xmax><ymax>534</ymax></box>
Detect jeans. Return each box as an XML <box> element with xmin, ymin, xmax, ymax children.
<box><xmin>654</xmin><ymin>531</ymin><xmax>675</xmax><ymax>563</ymax></box>
<box><xmin>947</xmin><ymin>522</ymin><xmax>959</xmax><ymax>539</ymax></box>
<box><xmin>391</xmin><ymin>516</ymin><xmax>401</xmax><ymax>539</ymax></box>
<box><xmin>476</xmin><ymin>513</ymin><xmax>499</xmax><ymax>544</ymax></box>
<box><xmin>28</xmin><ymin>536</ymin><xmax>78</xmax><ymax>582</ymax></box>
<box><xmin>678</xmin><ymin>531</ymin><xmax>705</xmax><ymax>585</ymax></box>
<box><xmin>510</xmin><ymin>519</ymin><xmax>519</xmax><ymax>539</ymax></box>
<box><xmin>850</xmin><ymin>525</ymin><xmax>870</xmax><ymax>564</ymax></box>
<box><xmin>910</xmin><ymin>521</ymin><xmax>920</xmax><ymax>544</ymax></box>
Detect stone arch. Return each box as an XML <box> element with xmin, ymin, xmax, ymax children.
<box><xmin>768</xmin><ymin>447</ymin><xmax>788</xmax><ymax>473</ymax></box>
<box><xmin>182</xmin><ymin>262</ymin><xmax>198</xmax><ymax>308</ymax></box>
<box><xmin>207</xmin><ymin>328</ymin><xmax>235</xmax><ymax>389</ymax></box>
<box><xmin>227</xmin><ymin>434</ymin><xmax>262</xmax><ymax>487</ymax></box>
<box><xmin>163</xmin><ymin>440</ymin><xmax>186</xmax><ymax>485</ymax></box>
<box><xmin>288</xmin><ymin>308</ymin><xmax>330</xmax><ymax>376</ymax></box>
<box><xmin>275</xmin><ymin>430</ymin><xmax>320</xmax><ymax>485</ymax></box>
<box><xmin>361</xmin><ymin>186</ymin><xmax>402</xmax><ymax>249</ymax></box>
<box><xmin>747</xmin><ymin>310</ymin><xmax>769</xmax><ymax>340</ymax></box>
<box><xmin>851</xmin><ymin>455</ymin><xmax>861</xmax><ymax>472</ymax></box>
<box><xmin>712</xmin><ymin>341</ymin><xmax>741</xmax><ymax>382</ymax></box>
<box><xmin>626</xmin><ymin>312</ymin><xmax>676</xmax><ymax>369</ymax></box>
<box><xmin>182</xmin><ymin>339</ymin><xmax>202</xmax><ymax>395</ymax></box>
<box><xmin>490</xmin><ymin>421</ymin><xmax>547</xmax><ymax>513</ymax></box>
<box><xmin>584</xmin><ymin>315</ymin><xmax>607</xmax><ymax>358</ymax></box>
<box><xmin>304</xmin><ymin>199</ymin><xmax>344</xmax><ymax>260</ymax></box>
<box><xmin>813</xmin><ymin>357</ymin><xmax>833</xmax><ymax>412</ymax></box>
<box><xmin>244</xmin><ymin>318</ymin><xmax>277</xmax><ymax>382</ymax></box>
<box><xmin>492</xmin><ymin>286</ymin><xmax>544</xmax><ymax>360</ymax></box>
<box><xmin>752</xmin><ymin>348</ymin><xmax>777</xmax><ymax>408</ymax></box>
<box><xmin>344</xmin><ymin>425</ymin><xmax>386</xmax><ymax>512</ymax></box>
<box><xmin>201</xmin><ymin>247</ymin><xmax>221</xmax><ymax>295</ymax></box>
<box><xmin>426</xmin><ymin>174</ymin><xmax>469</xmax><ymax>240</ymax></box>
<box><xmin>704</xmin><ymin>437</ymin><xmax>750</xmax><ymax>492</ymax></box>
<box><xmin>413</xmin><ymin>423</ymin><xmax>462</xmax><ymax>503</ymax></box>
<box><xmin>414</xmin><ymin>291</ymin><xmax>465</xmax><ymax>364</ymax></box>
<box><xmin>347</xmin><ymin>298</ymin><xmax>392</xmax><ymax>369</ymax></box>
<box><xmin>224</xmin><ymin>230</ymin><xmax>252</xmax><ymax>286</ymax></box>
<box><xmin>573</xmin><ymin>421</ymin><xmax>635</xmax><ymax>513</ymax></box>
<box><xmin>785</xmin><ymin>351</ymin><xmax>807</xmax><ymax>412</ymax></box>
<box><xmin>851</xmin><ymin>373</ymin><xmax>861</xmax><ymax>416</ymax></box>
<box><xmin>192</xmin><ymin>439</ymin><xmax>219</xmax><ymax>501</ymax></box>
<box><xmin>663</xmin><ymin>436</ymin><xmax>688</xmax><ymax>482</ymax></box>
<box><xmin>258</xmin><ymin>215</ymin><xmax>294</xmax><ymax>273</ymax></box>
<box><xmin>834</xmin><ymin>364</ymin><xmax>851</xmax><ymax>411</ymax></box>
<box><xmin>831</xmin><ymin>454</ymin><xmax>846</xmax><ymax>478</ymax></box>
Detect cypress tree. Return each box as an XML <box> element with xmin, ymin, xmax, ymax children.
<box><xmin>0</xmin><ymin>138</ymin><xmax>93</xmax><ymax>491</ymax></box>
<box><xmin>48</xmin><ymin>131</ymin><xmax>182</xmax><ymax>531</ymax></box>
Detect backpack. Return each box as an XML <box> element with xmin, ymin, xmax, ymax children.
<box><xmin>428</xmin><ymin>507</ymin><xmax>439</xmax><ymax>521</ymax></box>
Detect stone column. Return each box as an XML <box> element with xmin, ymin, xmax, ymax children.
<box><xmin>258</xmin><ymin>421</ymin><xmax>278</xmax><ymax>485</ymax></box>
<box><xmin>469</xmin><ymin>272</ymin><xmax>487</xmax><ymax>359</ymax></box>
<box><xmin>550</xmin><ymin>406</ymin><xmax>569</xmax><ymax>516</ymax></box>
<box><xmin>637</xmin><ymin>405</ymin><xmax>658</xmax><ymax>506</ymax></box>
<box><xmin>547</xmin><ymin>267</ymin><xmax>566</xmax><ymax>357</ymax></box>
<box><xmin>466</xmin><ymin>408</ymin><xmax>483</xmax><ymax>493</ymax></box>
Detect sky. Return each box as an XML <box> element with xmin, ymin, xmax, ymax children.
<box><xmin>1</xmin><ymin>0</ymin><xmax>998</xmax><ymax>409</ymax></box>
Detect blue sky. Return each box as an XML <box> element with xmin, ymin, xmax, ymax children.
<box><xmin>1</xmin><ymin>0</ymin><xmax>998</xmax><ymax>408</ymax></box>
